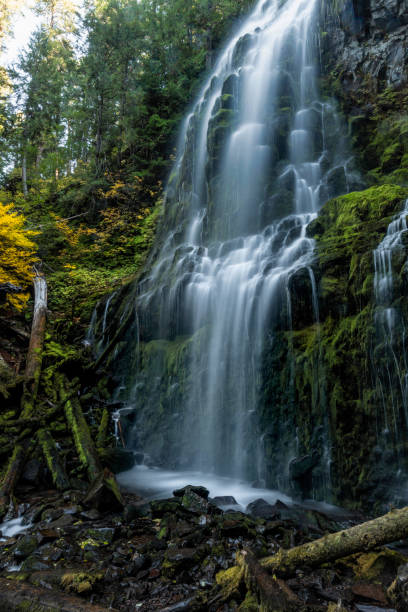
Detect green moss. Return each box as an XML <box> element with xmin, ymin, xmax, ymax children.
<box><xmin>238</xmin><ymin>592</ymin><xmax>259</xmax><ymax>611</ymax></box>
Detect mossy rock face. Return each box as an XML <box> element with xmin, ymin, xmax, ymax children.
<box><xmin>259</xmin><ymin>185</ymin><xmax>408</xmax><ymax>509</ymax></box>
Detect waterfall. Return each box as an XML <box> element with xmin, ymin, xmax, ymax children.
<box><xmin>103</xmin><ymin>0</ymin><xmax>353</xmax><ymax>496</ymax></box>
<box><xmin>372</xmin><ymin>200</ymin><xmax>408</xmax><ymax>468</ymax></box>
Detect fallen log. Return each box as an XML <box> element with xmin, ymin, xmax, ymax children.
<box><xmin>37</xmin><ymin>428</ymin><xmax>70</xmax><ymax>491</ymax></box>
<box><xmin>0</xmin><ymin>577</ymin><xmax>116</xmax><ymax>612</ymax></box>
<box><xmin>58</xmin><ymin>374</ymin><xmax>102</xmax><ymax>482</ymax></box>
<box><xmin>21</xmin><ymin>269</ymin><xmax>48</xmax><ymax>418</ymax></box>
<box><xmin>260</xmin><ymin>505</ymin><xmax>408</xmax><ymax>577</ymax></box>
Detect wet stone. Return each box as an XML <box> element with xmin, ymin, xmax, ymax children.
<box><xmin>48</xmin><ymin>514</ymin><xmax>75</xmax><ymax>529</ymax></box>
<box><xmin>246</xmin><ymin>498</ymin><xmax>279</xmax><ymax>520</ymax></box>
<box><xmin>80</xmin><ymin>508</ymin><xmax>101</xmax><ymax>521</ymax></box>
<box><xmin>150</xmin><ymin>498</ymin><xmax>181</xmax><ymax>518</ymax></box>
<box><xmin>13</xmin><ymin>534</ymin><xmax>38</xmax><ymax>559</ymax></box>
<box><xmin>41</xmin><ymin>508</ymin><xmax>63</xmax><ymax>523</ymax></box>
<box><xmin>82</xmin><ymin>527</ymin><xmax>115</xmax><ymax>546</ymax></box>
<box><xmin>212</xmin><ymin>496</ymin><xmax>239</xmax><ymax>507</ymax></box>
<box><xmin>173</xmin><ymin>485</ymin><xmax>209</xmax><ymax>500</ymax></box>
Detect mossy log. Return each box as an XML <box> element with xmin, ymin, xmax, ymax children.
<box><xmin>0</xmin><ymin>577</ymin><xmax>116</xmax><ymax>611</ymax></box>
<box><xmin>58</xmin><ymin>375</ymin><xmax>102</xmax><ymax>481</ymax></box>
<box><xmin>37</xmin><ymin>428</ymin><xmax>70</xmax><ymax>491</ymax></box>
<box><xmin>0</xmin><ymin>444</ymin><xmax>27</xmax><ymax>515</ymax></box>
<box><xmin>260</xmin><ymin>505</ymin><xmax>408</xmax><ymax>577</ymax></box>
<box><xmin>21</xmin><ymin>271</ymin><xmax>47</xmax><ymax>419</ymax></box>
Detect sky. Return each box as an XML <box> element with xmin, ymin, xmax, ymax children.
<box><xmin>2</xmin><ymin>3</ymin><xmax>42</xmax><ymax>67</ymax></box>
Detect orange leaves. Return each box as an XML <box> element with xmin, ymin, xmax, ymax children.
<box><xmin>0</xmin><ymin>202</ymin><xmax>38</xmax><ymax>310</ymax></box>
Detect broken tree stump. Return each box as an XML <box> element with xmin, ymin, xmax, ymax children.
<box><xmin>21</xmin><ymin>269</ymin><xmax>48</xmax><ymax>418</ymax></box>
<box><xmin>237</xmin><ymin>549</ymin><xmax>305</xmax><ymax>612</ymax></box>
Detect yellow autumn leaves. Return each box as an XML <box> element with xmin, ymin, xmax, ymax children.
<box><xmin>0</xmin><ymin>202</ymin><xmax>38</xmax><ymax>310</ymax></box>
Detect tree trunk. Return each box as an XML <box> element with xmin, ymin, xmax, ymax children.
<box><xmin>260</xmin><ymin>505</ymin><xmax>408</xmax><ymax>577</ymax></box>
<box><xmin>22</xmin><ymin>152</ymin><xmax>28</xmax><ymax>197</ymax></box>
<box><xmin>21</xmin><ymin>271</ymin><xmax>47</xmax><ymax>419</ymax></box>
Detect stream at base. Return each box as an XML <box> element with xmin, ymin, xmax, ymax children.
<box><xmin>117</xmin><ymin>464</ymin><xmax>354</xmax><ymax>520</ymax></box>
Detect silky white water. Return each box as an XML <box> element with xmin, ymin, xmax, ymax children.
<box><xmin>373</xmin><ymin>200</ymin><xmax>408</xmax><ymax>445</ymax></box>
<box><xmin>92</xmin><ymin>0</ymin><xmax>354</xmax><ymax>497</ymax></box>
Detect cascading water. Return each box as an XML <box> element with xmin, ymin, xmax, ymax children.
<box><xmin>94</xmin><ymin>0</ymin><xmax>355</xmax><ymax>499</ymax></box>
<box><xmin>372</xmin><ymin>200</ymin><xmax>408</xmax><ymax>479</ymax></box>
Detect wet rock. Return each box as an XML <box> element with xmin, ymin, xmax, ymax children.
<box><xmin>99</xmin><ymin>448</ymin><xmax>136</xmax><ymax>474</ymax></box>
<box><xmin>218</xmin><ymin>512</ymin><xmax>256</xmax><ymax>537</ymax></box>
<box><xmin>48</xmin><ymin>514</ymin><xmax>75</xmax><ymax>530</ymax></box>
<box><xmin>63</xmin><ymin>505</ymin><xmax>82</xmax><ymax>515</ymax></box>
<box><xmin>164</xmin><ymin>548</ymin><xmax>200</xmax><ymax>577</ymax></box>
<box><xmin>351</xmin><ymin>582</ymin><xmax>388</xmax><ymax>605</ymax></box>
<box><xmin>150</xmin><ymin>498</ymin><xmax>181</xmax><ymax>518</ymax></box>
<box><xmin>41</xmin><ymin>507</ymin><xmax>63</xmax><ymax>523</ymax></box>
<box><xmin>80</xmin><ymin>508</ymin><xmax>101</xmax><ymax>521</ymax></box>
<box><xmin>21</xmin><ymin>556</ymin><xmax>50</xmax><ymax>571</ymax></box>
<box><xmin>123</xmin><ymin>504</ymin><xmax>142</xmax><ymax>523</ymax></box>
<box><xmin>246</xmin><ymin>498</ymin><xmax>279</xmax><ymax>520</ymax></box>
<box><xmin>173</xmin><ymin>485</ymin><xmax>209</xmax><ymax>500</ymax></box>
<box><xmin>21</xmin><ymin>459</ymin><xmax>43</xmax><ymax>485</ymax></box>
<box><xmin>131</xmin><ymin>552</ymin><xmax>149</xmax><ymax>572</ymax></box>
<box><xmin>37</xmin><ymin>528</ymin><xmax>59</xmax><ymax>543</ymax></box>
<box><xmin>81</xmin><ymin>527</ymin><xmax>115</xmax><ymax>546</ymax></box>
<box><xmin>13</xmin><ymin>534</ymin><xmax>38</xmax><ymax>559</ymax></box>
<box><xmin>212</xmin><ymin>496</ymin><xmax>238</xmax><ymax>507</ymax></box>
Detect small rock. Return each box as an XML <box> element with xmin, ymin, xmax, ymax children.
<box><xmin>352</xmin><ymin>582</ymin><xmax>387</xmax><ymax>605</ymax></box>
<box><xmin>212</xmin><ymin>496</ymin><xmax>238</xmax><ymax>507</ymax></box>
<box><xmin>150</xmin><ymin>498</ymin><xmax>181</xmax><ymax>518</ymax></box>
<box><xmin>37</xmin><ymin>528</ymin><xmax>59</xmax><ymax>543</ymax></box>
<box><xmin>131</xmin><ymin>552</ymin><xmax>148</xmax><ymax>571</ymax></box>
<box><xmin>63</xmin><ymin>505</ymin><xmax>82</xmax><ymax>515</ymax></box>
<box><xmin>173</xmin><ymin>485</ymin><xmax>209</xmax><ymax>500</ymax></box>
<box><xmin>13</xmin><ymin>535</ymin><xmax>38</xmax><ymax>559</ymax></box>
<box><xmin>99</xmin><ymin>448</ymin><xmax>136</xmax><ymax>474</ymax></box>
<box><xmin>246</xmin><ymin>498</ymin><xmax>279</xmax><ymax>520</ymax></box>
<box><xmin>80</xmin><ymin>508</ymin><xmax>101</xmax><ymax>521</ymax></box>
<box><xmin>82</xmin><ymin>527</ymin><xmax>116</xmax><ymax>546</ymax></box>
<box><xmin>48</xmin><ymin>515</ymin><xmax>75</xmax><ymax>529</ymax></box>
<box><xmin>41</xmin><ymin>508</ymin><xmax>63</xmax><ymax>523</ymax></box>
<box><xmin>21</xmin><ymin>459</ymin><xmax>43</xmax><ymax>485</ymax></box>
<box><xmin>123</xmin><ymin>504</ymin><xmax>142</xmax><ymax>523</ymax></box>
<box><xmin>21</xmin><ymin>556</ymin><xmax>49</xmax><ymax>571</ymax></box>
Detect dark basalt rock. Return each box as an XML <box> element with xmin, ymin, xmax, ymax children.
<box><xmin>246</xmin><ymin>498</ymin><xmax>279</xmax><ymax>520</ymax></box>
<box><xmin>98</xmin><ymin>448</ymin><xmax>136</xmax><ymax>474</ymax></box>
<box><xmin>212</xmin><ymin>495</ymin><xmax>239</xmax><ymax>507</ymax></box>
<box><xmin>173</xmin><ymin>485</ymin><xmax>209</xmax><ymax>500</ymax></box>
